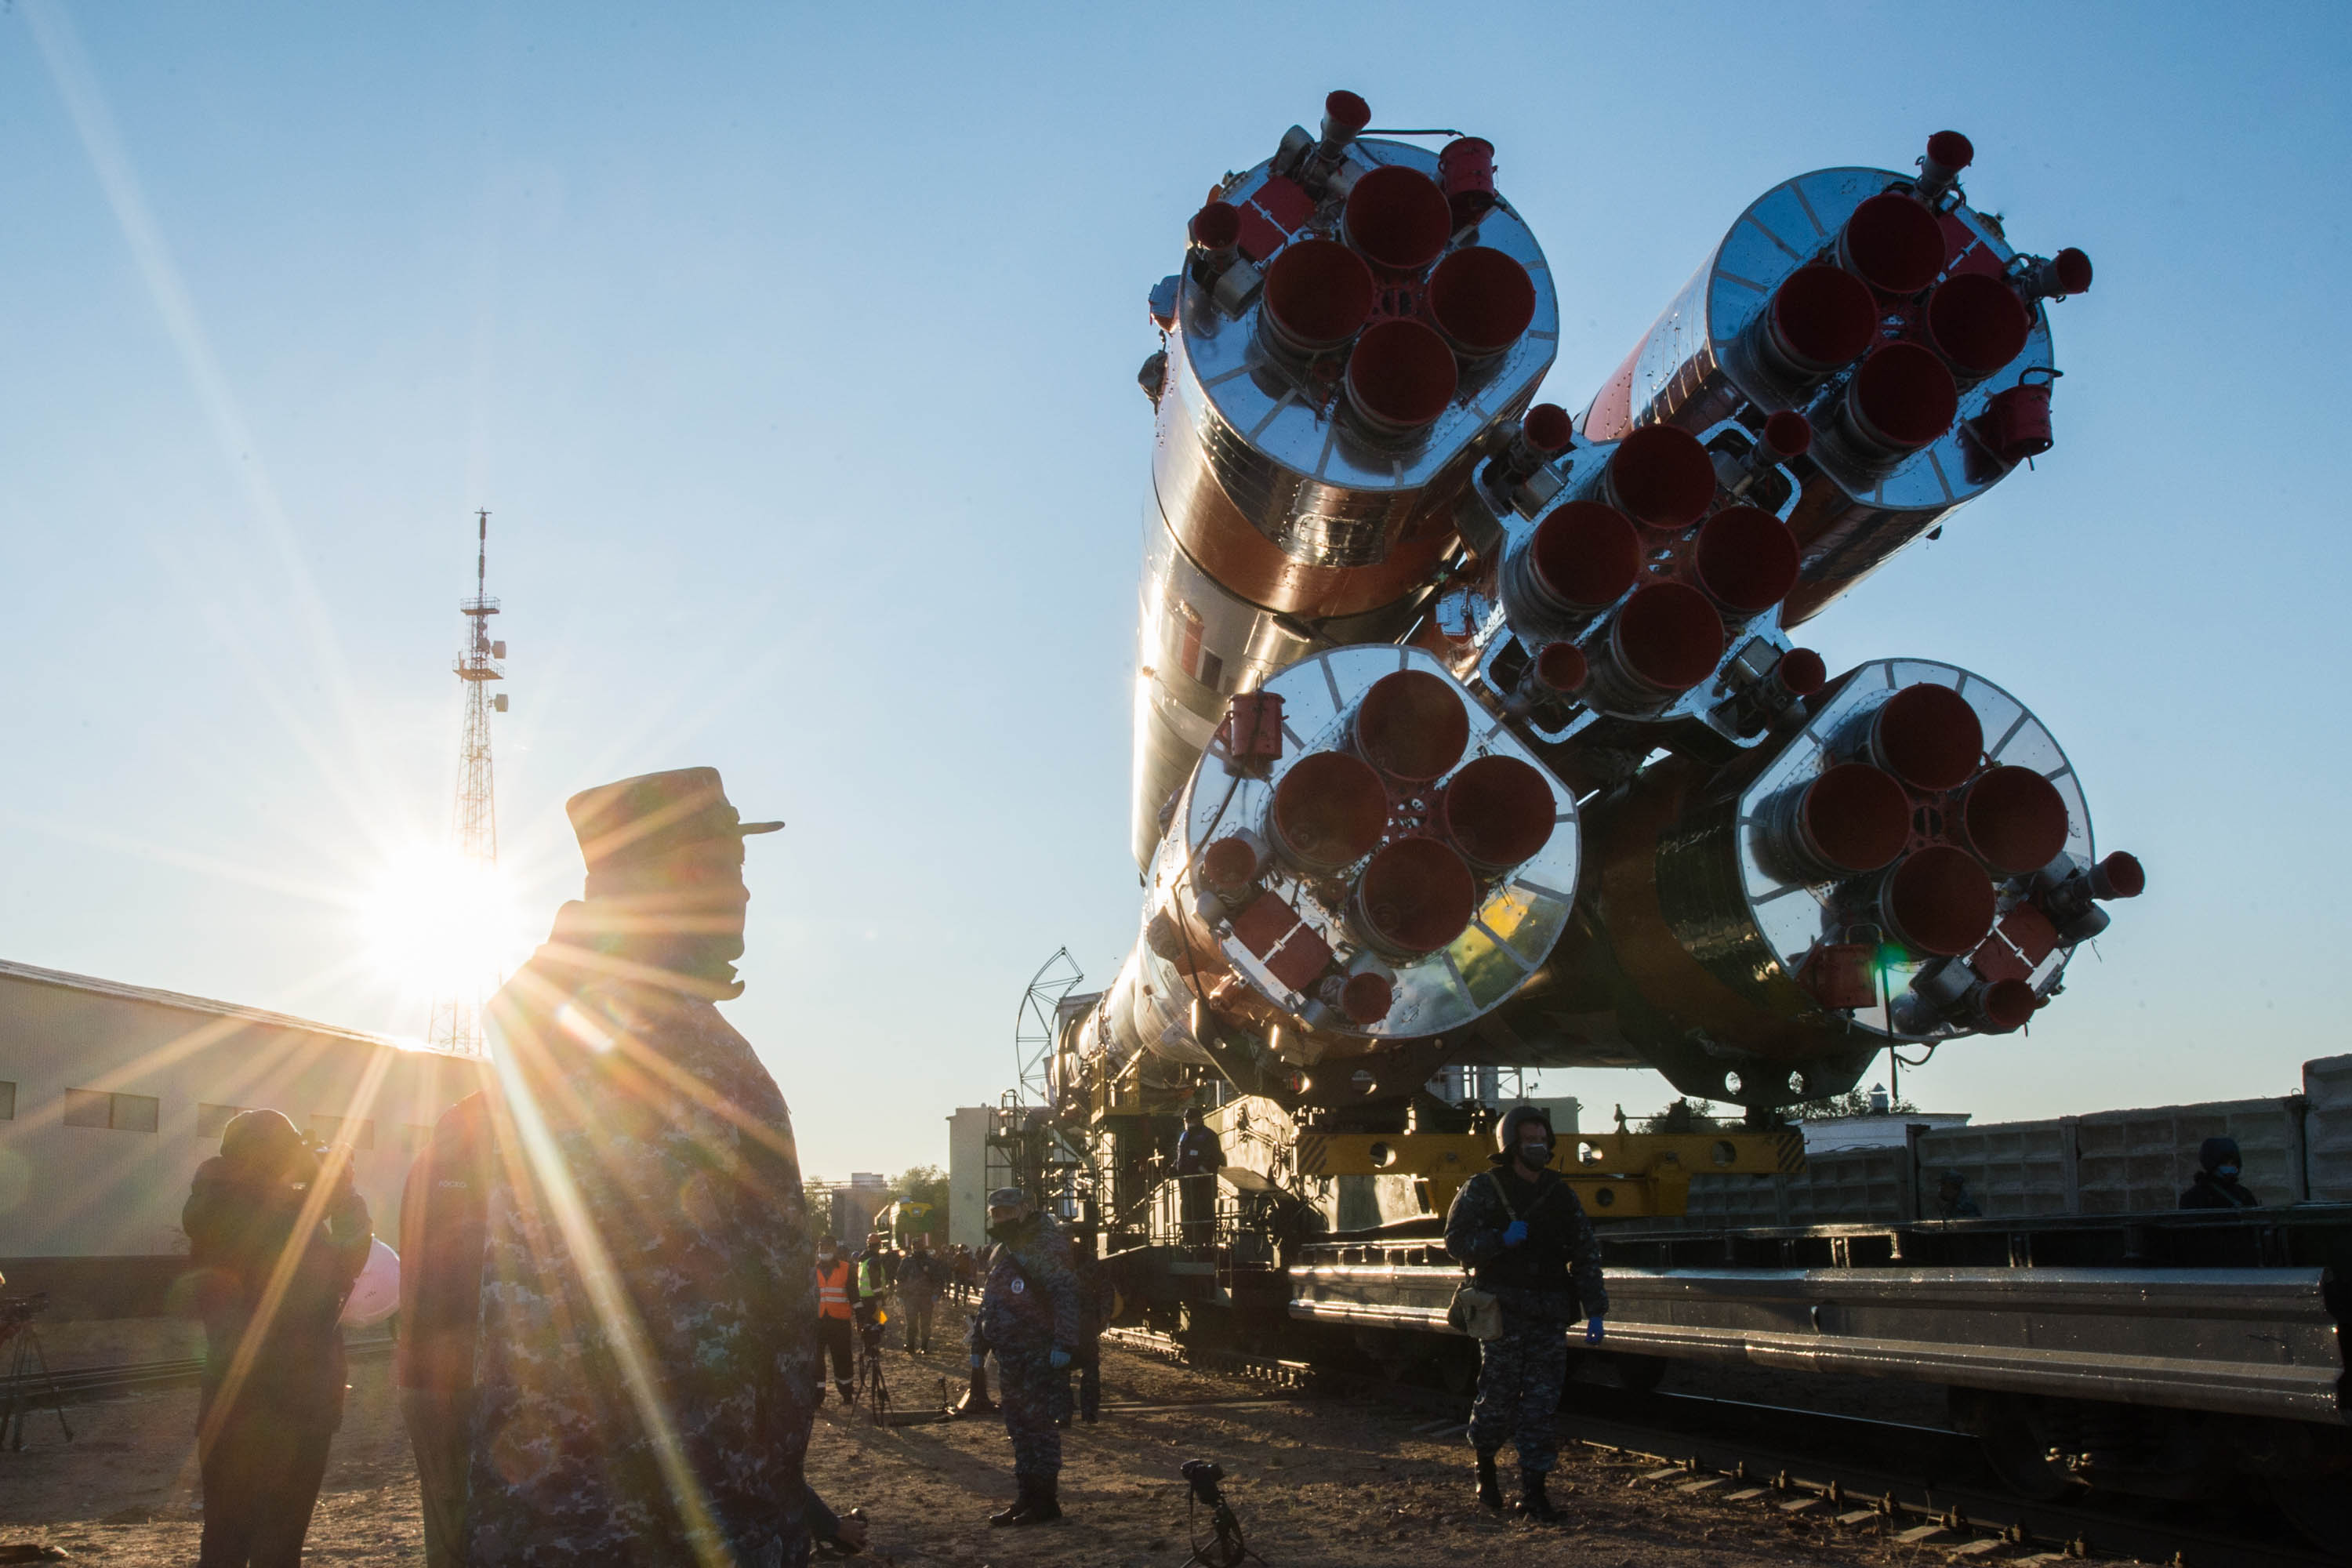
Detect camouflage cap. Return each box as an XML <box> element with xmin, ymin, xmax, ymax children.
<box><xmin>985</xmin><ymin>1187</ymin><xmax>1030</xmax><ymax>1210</ymax></box>
<box><xmin>565</xmin><ymin>768</ymin><xmax>782</xmax><ymax>875</ymax></box>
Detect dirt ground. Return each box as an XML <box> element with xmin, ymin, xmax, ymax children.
<box><xmin>0</xmin><ymin>1330</ymin><xmax>1929</xmax><ymax>1567</ymax></box>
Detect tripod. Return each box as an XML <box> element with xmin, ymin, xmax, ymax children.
<box><xmin>1</xmin><ymin>1297</ymin><xmax>71</xmax><ymax>1450</ymax></box>
<box><xmin>1180</xmin><ymin>1461</ymin><xmax>1267</xmax><ymax>1568</ymax></box>
<box><xmin>852</xmin><ymin>1319</ymin><xmax>891</xmax><ymax>1427</ymax></box>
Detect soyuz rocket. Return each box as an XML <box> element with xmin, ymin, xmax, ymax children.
<box><xmin>1060</xmin><ymin>92</ymin><xmax>2141</xmax><ymax>1124</ymax></box>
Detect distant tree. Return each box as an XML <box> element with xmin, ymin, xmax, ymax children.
<box><xmin>803</xmin><ymin>1178</ymin><xmax>837</xmax><ymax>1237</ymax></box>
<box><xmin>1640</xmin><ymin>1097</ymin><xmax>1719</xmax><ymax>1133</ymax></box>
<box><xmin>1794</xmin><ymin>1085</ymin><xmax>1917</xmax><ymax>1120</ymax></box>
<box><xmin>891</xmin><ymin>1163</ymin><xmax>949</xmax><ymax>1238</ymax></box>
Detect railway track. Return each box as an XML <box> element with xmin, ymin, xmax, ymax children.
<box><xmin>0</xmin><ymin>1333</ymin><xmax>395</xmax><ymax>1411</ymax></box>
<box><xmin>1101</xmin><ymin>1327</ymin><xmax>2344</xmax><ymax>1567</ymax></box>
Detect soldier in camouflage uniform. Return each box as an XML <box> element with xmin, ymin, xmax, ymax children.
<box><xmin>1443</xmin><ymin>1105</ymin><xmax>1608</xmax><ymax>1524</ymax></box>
<box><xmin>464</xmin><ymin>769</ymin><xmax>819</xmax><ymax>1567</ymax></box>
<box><xmin>968</xmin><ymin>1186</ymin><xmax>1081</xmax><ymax>1526</ymax></box>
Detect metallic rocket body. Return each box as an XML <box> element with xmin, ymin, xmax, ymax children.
<box><xmin>1070</xmin><ymin>98</ymin><xmax>2132</xmax><ymax>1119</ymax></box>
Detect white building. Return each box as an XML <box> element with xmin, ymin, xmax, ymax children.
<box><xmin>0</xmin><ymin>959</ymin><xmax>482</xmax><ymax>1282</ymax></box>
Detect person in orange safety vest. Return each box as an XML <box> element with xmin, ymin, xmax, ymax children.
<box><xmin>814</xmin><ymin>1234</ymin><xmax>855</xmax><ymax>1406</ymax></box>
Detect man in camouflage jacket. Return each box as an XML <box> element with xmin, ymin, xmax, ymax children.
<box><xmin>463</xmin><ymin>769</ymin><xmax>819</xmax><ymax>1567</ymax></box>
<box><xmin>967</xmin><ymin>1187</ymin><xmax>1081</xmax><ymax>1526</ymax></box>
<box><xmin>1443</xmin><ymin>1105</ymin><xmax>1608</xmax><ymax>1524</ymax></box>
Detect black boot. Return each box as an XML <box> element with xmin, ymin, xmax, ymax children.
<box><xmin>989</xmin><ymin>1475</ymin><xmax>1036</xmax><ymax>1526</ymax></box>
<box><xmin>1515</xmin><ymin>1468</ymin><xmax>1561</xmax><ymax>1523</ymax></box>
<box><xmin>1014</xmin><ymin>1474</ymin><xmax>1062</xmax><ymax>1526</ymax></box>
<box><xmin>1475</xmin><ymin>1450</ymin><xmax>1502</xmax><ymax>1512</ymax></box>
<box><xmin>834</xmin><ymin>1380</ymin><xmax>853</xmax><ymax>1407</ymax></box>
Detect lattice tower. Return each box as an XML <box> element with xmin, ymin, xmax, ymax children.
<box><xmin>427</xmin><ymin>510</ymin><xmax>507</xmax><ymax>1053</ymax></box>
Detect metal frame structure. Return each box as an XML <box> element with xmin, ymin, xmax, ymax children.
<box><xmin>426</xmin><ymin>510</ymin><xmax>507</xmax><ymax>1055</ymax></box>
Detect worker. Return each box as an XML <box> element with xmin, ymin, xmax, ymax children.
<box><xmin>396</xmin><ymin>1088</ymin><xmax>492</xmax><ymax>1568</ymax></box>
<box><xmin>814</xmin><ymin>1234</ymin><xmax>857</xmax><ymax>1405</ymax></box>
<box><xmin>968</xmin><ymin>1187</ymin><xmax>1081</xmax><ymax>1526</ymax></box>
<box><xmin>1172</xmin><ymin>1105</ymin><xmax>1223</xmax><ymax>1248</ymax></box>
<box><xmin>183</xmin><ymin>1109</ymin><xmax>372</xmax><ymax>1568</ymax></box>
<box><xmin>463</xmin><ymin>768</ymin><xmax>818</xmax><ymax>1566</ymax></box>
<box><xmin>1443</xmin><ymin>1105</ymin><xmax>1607</xmax><ymax>1524</ymax></box>
<box><xmin>855</xmin><ymin>1229</ymin><xmax>893</xmax><ymax>1357</ymax></box>
<box><xmin>2181</xmin><ymin>1136</ymin><xmax>2262</xmax><ymax>1209</ymax></box>
<box><xmin>1935</xmin><ymin>1170</ymin><xmax>1983</xmax><ymax>1219</ymax></box>
<box><xmin>895</xmin><ymin>1232</ymin><xmax>948</xmax><ymax>1356</ymax></box>
<box><xmin>1058</xmin><ymin>1229</ymin><xmax>1112</xmax><ymax>1426</ymax></box>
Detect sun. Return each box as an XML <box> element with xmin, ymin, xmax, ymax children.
<box><xmin>358</xmin><ymin>843</ymin><xmax>529</xmax><ymax>1003</ymax></box>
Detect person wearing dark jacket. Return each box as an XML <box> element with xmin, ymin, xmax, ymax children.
<box><xmin>1171</xmin><ymin>1106</ymin><xmax>1222</xmax><ymax>1247</ymax></box>
<box><xmin>968</xmin><ymin>1188</ymin><xmax>1082</xmax><ymax>1526</ymax></box>
<box><xmin>2180</xmin><ymin>1136</ymin><xmax>2262</xmax><ymax>1209</ymax></box>
<box><xmin>183</xmin><ymin>1108</ymin><xmax>373</xmax><ymax>1568</ymax></box>
<box><xmin>1443</xmin><ymin>1105</ymin><xmax>1606</xmax><ymax>1524</ymax></box>
<box><xmin>1054</xmin><ymin>1232</ymin><xmax>1114</xmax><ymax>1426</ymax></box>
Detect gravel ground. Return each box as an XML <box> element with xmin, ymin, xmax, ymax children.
<box><xmin>0</xmin><ymin>1334</ymin><xmax>1921</xmax><ymax>1566</ymax></box>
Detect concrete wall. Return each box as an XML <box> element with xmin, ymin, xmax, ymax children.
<box><xmin>2302</xmin><ymin>1054</ymin><xmax>2352</xmax><ymax>1203</ymax></box>
<box><xmin>1686</xmin><ymin>1073</ymin><xmax>2334</xmax><ymax>1225</ymax></box>
<box><xmin>0</xmin><ymin>967</ymin><xmax>482</xmax><ymax>1261</ymax></box>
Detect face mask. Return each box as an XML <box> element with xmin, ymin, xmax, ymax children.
<box><xmin>1519</xmin><ymin>1139</ymin><xmax>1552</xmax><ymax>1167</ymax></box>
<box><xmin>2217</xmin><ymin>1165</ymin><xmax>2240</xmax><ymax>1180</ymax></box>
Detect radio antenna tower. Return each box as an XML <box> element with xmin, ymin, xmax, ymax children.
<box><xmin>427</xmin><ymin>510</ymin><xmax>509</xmax><ymax>1054</ymax></box>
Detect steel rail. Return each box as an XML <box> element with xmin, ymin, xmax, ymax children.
<box><xmin>0</xmin><ymin>1334</ymin><xmax>394</xmax><ymax>1412</ymax></box>
<box><xmin>1098</xmin><ymin>1327</ymin><xmax>2342</xmax><ymax>1566</ymax></box>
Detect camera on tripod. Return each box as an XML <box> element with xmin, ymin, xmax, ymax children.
<box><xmin>1181</xmin><ymin>1459</ymin><xmax>1224</xmax><ymax>1507</ymax></box>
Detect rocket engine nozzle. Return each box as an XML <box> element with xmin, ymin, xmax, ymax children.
<box><xmin>1342</xmin><ymin>165</ymin><xmax>1453</xmax><ymax>276</ymax></box>
<box><xmin>1693</xmin><ymin>505</ymin><xmax>1801</xmax><ymax>618</ymax></box>
<box><xmin>1958</xmin><ymin>765</ymin><xmax>2071</xmax><ymax>876</ymax></box>
<box><xmin>1354</xmin><ymin>670</ymin><xmax>1471</xmax><ymax>783</ymax></box>
<box><xmin>1599</xmin><ymin>424</ymin><xmax>1718</xmax><ymax>532</ymax></box>
<box><xmin>1772</xmin><ymin>762</ymin><xmax>1913</xmax><ymax>878</ymax></box>
<box><xmin>1867</xmin><ymin>682</ymin><xmax>1984</xmax><ymax>792</ymax></box>
<box><xmin>1832</xmin><ymin>343</ymin><xmax>1961</xmax><ymax>458</ymax></box>
<box><xmin>2091</xmin><ymin>850</ymin><xmax>2145</xmax><ymax>900</ymax></box>
<box><xmin>1758</xmin><ymin>264</ymin><xmax>1879</xmax><ymax>380</ymax></box>
<box><xmin>1838</xmin><ymin>191</ymin><xmax>1948</xmax><ymax>297</ymax></box>
<box><xmin>1882</xmin><ymin>844</ymin><xmax>1999</xmax><ymax>957</ymax></box>
<box><xmin>1583</xmin><ymin>583</ymin><xmax>1726</xmax><ymax>710</ymax></box>
<box><xmin>1261</xmin><ymin>239</ymin><xmax>1377</xmax><ymax>354</ymax></box>
<box><xmin>1513</xmin><ymin>501</ymin><xmax>1642</xmax><ymax>623</ymax></box>
<box><xmin>1346</xmin><ymin>837</ymin><xmax>1478</xmax><ymax>956</ymax></box>
<box><xmin>2016</xmin><ymin>247</ymin><xmax>2094</xmax><ymax>300</ymax></box>
<box><xmin>1267</xmin><ymin>752</ymin><xmax>1389</xmax><ymax>873</ymax></box>
<box><xmin>1345</xmin><ymin>319</ymin><xmax>1460</xmax><ymax>436</ymax></box>
<box><xmin>1924</xmin><ymin>273</ymin><xmax>2033</xmax><ymax>383</ymax></box>
<box><xmin>1188</xmin><ymin>201</ymin><xmax>1243</xmax><ymax>283</ymax></box>
<box><xmin>1436</xmin><ymin>754</ymin><xmax>1558</xmax><ymax>871</ymax></box>
<box><xmin>1426</xmin><ymin>246</ymin><xmax>1537</xmax><ymax>358</ymax></box>
<box><xmin>1915</xmin><ymin>130</ymin><xmax>1975</xmax><ymax>205</ymax></box>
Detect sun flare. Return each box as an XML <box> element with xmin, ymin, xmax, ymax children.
<box><xmin>358</xmin><ymin>844</ymin><xmax>528</xmax><ymax>1003</ymax></box>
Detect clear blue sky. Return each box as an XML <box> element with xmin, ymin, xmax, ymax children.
<box><xmin>3</xmin><ymin>2</ymin><xmax>2345</xmax><ymax>1179</ymax></box>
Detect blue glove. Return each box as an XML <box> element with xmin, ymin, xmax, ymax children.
<box><xmin>1049</xmin><ymin>1348</ymin><xmax>1072</xmax><ymax>1370</ymax></box>
<box><xmin>1501</xmin><ymin>1220</ymin><xmax>1529</xmax><ymax>1247</ymax></box>
<box><xmin>1584</xmin><ymin>1316</ymin><xmax>1605</xmax><ymax>1345</ymax></box>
